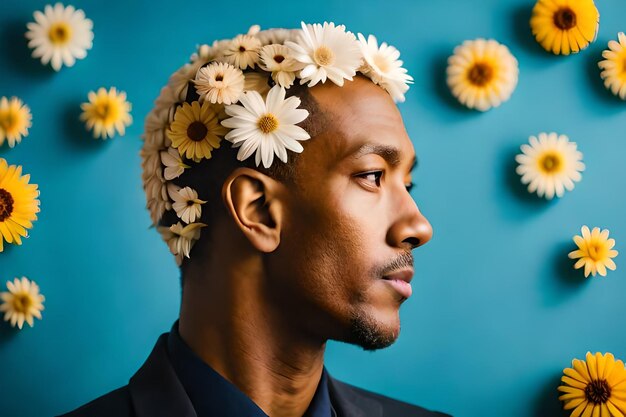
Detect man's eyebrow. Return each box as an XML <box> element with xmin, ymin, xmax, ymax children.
<box><xmin>350</xmin><ymin>142</ymin><xmax>418</xmax><ymax>171</ymax></box>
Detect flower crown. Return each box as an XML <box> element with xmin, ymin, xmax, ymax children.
<box><xmin>140</xmin><ymin>22</ymin><xmax>414</xmax><ymax>265</ymax></box>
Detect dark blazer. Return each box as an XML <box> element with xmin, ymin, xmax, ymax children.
<box><xmin>59</xmin><ymin>334</ymin><xmax>451</xmax><ymax>417</ymax></box>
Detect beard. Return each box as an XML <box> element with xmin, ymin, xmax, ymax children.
<box><xmin>347</xmin><ymin>306</ymin><xmax>400</xmax><ymax>351</ymax></box>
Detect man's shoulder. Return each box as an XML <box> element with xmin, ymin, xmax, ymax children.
<box><xmin>56</xmin><ymin>385</ymin><xmax>134</xmax><ymax>417</ymax></box>
<box><xmin>330</xmin><ymin>377</ymin><xmax>451</xmax><ymax>417</ymax></box>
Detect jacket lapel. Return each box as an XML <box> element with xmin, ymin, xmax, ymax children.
<box><xmin>326</xmin><ymin>373</ymin><xmax>383</xmax><ymax>417</ymax></box>
<box><xmin>128</xmin><ymin>333</ymin><xmax>196</xmax><ymax>417</ymax></box>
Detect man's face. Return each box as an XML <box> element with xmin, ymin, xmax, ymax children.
<box><xmin>266</xmin><ymin>75</ymin><xmax>433</xmax><ymax>351</ymax></box>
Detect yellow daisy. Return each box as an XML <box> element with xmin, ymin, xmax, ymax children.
<box><xmin>167</xmin><ymin>100</ymin><xmax>228</xmax><ymax>162</ymax></box>
<box><xmin>530</xmin><ymin>0</ymin><xmax>600</xmax><ymax>55</ymax></box>
<box><xmin>0</xmin><ymin>277</ymin><xmax>45</xmax><ymax>329</ymax></box>
<box><xmin>80</xmin><ymin>87</ymin><xmax>133</xmax><ymax>139</ymax></box>
<box><xmin>446</xmin><ymin>38</ymin><xmax>519</xmax><ymax>111</ymax></box>
<box><xmin>598</xmin><ymin>32</ymin><xmax>626</xmax><ymax>100</ymax></box>
<box><xmin>0</xmin><ymin>158</ymin><xmax>40</xmax><ymax>252</ymax></box>
<box><xmin>568</xmin><ymin>226</ymin><xmax>618</xmax><ymax>277</ymax></box>
<box><xmin>0</xmin><ymin>96</ymin><xmax>32</xmax><ymax>148</ymax></box>
<box><xmin>515</xmin><ymin>132</ymin><xmax>585</xmax><ymax>199</ymax></box>
<box><xmin>558</xmin><ymin>352</ymin><xmax>626</xmax><ymax>417</ymax></box>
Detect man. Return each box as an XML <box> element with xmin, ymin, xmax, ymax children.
<box><xmin>61</xmin><ymin>23</ymin><xmax>449</xmax><ymax>417</ymax></box>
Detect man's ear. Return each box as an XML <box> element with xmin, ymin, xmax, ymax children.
<box><xmin>221</xmin><ymin>167</ymin><xmax>285</xmax><ymax>253</ymax></box>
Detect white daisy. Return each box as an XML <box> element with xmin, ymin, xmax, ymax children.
<box><xmin>285</xmin><ymin>21</ymin><xmax>362</xmax><ymax>87</ymax></box>
<box><xmin>160</xmin><ymin>147</ymin><xmax>190</xmax><ymax>180</ymax></box>
<box><xmin>259</xmin><ymin>44</ymin><xmax>304</xmax><ymax>88</ymax></box>
<box><xmin>158</xmin><ymin>221</ymin><xmax>207</xmax><ymax>265</ymax></box>
<box><xmin>25</xmin><ymin>3</ymin><xmax>94</xmax><ymax>71</ymax></box>
<box><xmin>222</xmin><ymin>34</ymin><xmax>262</xmax><ymax>70</ymax></box>
<box><xmin>221</xmin><ymin>85</ymin><xmax>310</xmax><ymax>168</ymax></box>
<box><xmin>515</xmin><ymin>132</ymin><xmax>585</xmax><ymax>199</ymax></box>
<box><xmin>357</xmin><ymin>33</ymin><xmax>414</xmax><ymax>102</ymax></box>
<box><xmin>244</xmin><ymin>71</ymin><xmax>272</xmax><ymax>97</ymax></box>
<box><xmin>194</xmin><ymin>62</ymin><xmax>245</xmax><ymax>105</ymax></box>
<box><xmin>169</xmin><ymin>185</ymin><xmax>206</xmax><ymax>223</ymax></box>
<box><xmin>598</xmin><ymin>32</ymin><xmax>626</xmax><ymax>100</ymax></box>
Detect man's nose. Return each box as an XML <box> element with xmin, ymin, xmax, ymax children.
<box><xmin>386</xmin><ymin>196</ymin><xmax>433</xmax><ymax>251</ymax></box>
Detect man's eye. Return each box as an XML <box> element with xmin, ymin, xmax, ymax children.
<box><xmin>358</xmin><ymin>171</ymin><xmax>383</xmax><ymax>187</ymax></box>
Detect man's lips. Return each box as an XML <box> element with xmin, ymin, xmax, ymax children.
<box><xmin>381</xmin><ymin>268</ymin><xmax>414</xmax><ymax>299</ymax></box>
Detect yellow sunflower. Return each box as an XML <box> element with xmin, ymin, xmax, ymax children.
<box><xmin>568</xmin><ymin>226</ymin><xmax>618</xmax><ymax>277</ymax></box>
<box><xmin>167</xmin><ymin>100</ymin><xmax>228</xmax><ymax>162</ymax></box>
<box><xmin>80</xmin><ymin>87</ymin><xmax>133</xmax><ymax>139</ymax></box>
<box><xmin>558</xmin><ymin>352</ymin><xmax>626</xmax><ymax>417</ymax></box>
<box><xmin>598</xmin><ymin>32</ymin><xmax>626</xmax><ymax>100</ymax></box>
<box><xmin>0</xmin><ymin>158</ymin><xmax>40</xmax><ymax>252</ymax></box>
<box><xmin>530</xmin><ymin>0</ymin><xmax>600</xmax><ymax>55</ymax></box>
<box><xmin>0</xmin><ymin>277</ymin><xmax>45</xmax><ymax>329</ymax></box>
<box><xmin>0</xmin><ymin>96</ymin><xmax>32</xmax><ymax>148</ymax></box>
<box><xmin>446</xmin><ymin>38</ymin><xmax>519</xmax><ymax>111</ymax></box>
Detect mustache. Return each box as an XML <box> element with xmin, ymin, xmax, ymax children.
<box><xmin>375</xmin><ymin>251</ymin><xmax>414</xmax><ymax>277</ymax></box>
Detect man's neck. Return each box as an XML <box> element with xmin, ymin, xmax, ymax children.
<box><xmin>178</xmin><ymin>260</ymin><xmax>327</xmax><ymax>417</ymax></box>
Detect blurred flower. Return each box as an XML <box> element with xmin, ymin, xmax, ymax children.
<box><xmin>0</xmin><ymin>158</ymin><xmax>40</xmax><ymax>252</ymax></box>
<box><xmin>0</xmin><ymin>277</ymin><xmax>45</xmax><ymax>329</ymax></box>
<box><xmin>569</xmin><ymin>226</ymin><xmax>618</xmax><ymax>277</ymax></box>
<box><xmin>515</xmin><ymin>132</ymin><xmax>584</xmax><ymax>199</ymax></box>
<box><xmin>286</xmin><ymin>21</ymin><xmax>362</xmax><ymax>87</ymax></box>
<box><xmin>558</xmin><ymin>352</ymin><xmax>626</xmax><ymax>416</ymax></box>
<box><xmin>80</xmin><ymin>87</ymin><xmax>132</xmax><ymax>139</ymax></box>
<box><xmin>243</xmin><ymin>72</ymin><xmax>272</xmax><ymax>98</ymax></box>
<box><xmin>0</xmin><ymin>97</ymin><xmax>32</xmax><ymax>148</ymax></box>
<box><xmin>167</xmin><ymin>101</ymin><xmax>227</xmax><ymax>162</ymax></box>
<box><xmin>357</xmin><ymin>33</ymin><xmax>413</xmax><ymax>103</ymax></box>
<box><xmin>530</xmin><ymin>0</ymin><xmax>599</xmax><ymax>55</ymax></box>
<box><xmin>446</xmin><ymin>38</ymin><xmax>518</xmax><ymax>111</ymax></box>
<box><xmin>221</xmin><ymin>85</ymin><xmax>310</xmax><ymax>168</ymax></box>
<box><xmin>25</xmin><ymin>2</ymin><xmax>94</xmax><ymax>71</ymax></box>
<box><xmin>598</xmin><ymin>32</ymin><xmax>626</xmax><ymax>100</ymax></box>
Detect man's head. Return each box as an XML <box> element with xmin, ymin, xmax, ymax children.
<box><xmin>141</xmin><ymin>23</ymin><xmax>432</xmax><ymax>351</ymax></box>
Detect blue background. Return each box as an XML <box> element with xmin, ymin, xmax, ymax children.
<box><xmin>1</xmin><ymin>0</ymin><xmax>625</xmax><ymax>416</ymax></box>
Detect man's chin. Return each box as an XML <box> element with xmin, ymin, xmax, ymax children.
<box><xmin>346</xmin><ymin>307</ymin><xmax>401</xmax><ymax>351</ymax></box>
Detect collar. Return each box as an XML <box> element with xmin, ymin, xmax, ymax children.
<box><xmin>128</xmin><ymin>329</ymin><xmax>381</xmax><ymax>417</ymax></box>
<box><xmin>167</xmin><ymin>320</ymin><xmax>335</xmax><ymax>417</ymax></box>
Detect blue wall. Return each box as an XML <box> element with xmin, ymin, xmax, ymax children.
<box><xmin>1</xmin><ymin>1</ymin><xmax>625</xmax><ymax>416</ymax></box>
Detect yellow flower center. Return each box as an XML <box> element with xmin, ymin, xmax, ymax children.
<box><xmin>94</xmin><ymin>102</ymin><xmax>111</xmax><ymax>120</ymax></box>
<box><xmin>586</xmin><ymin>241</ymin><xmax>608</xmax><ymax>262</ymax></box>
<box><xmin>585</xmin><ymin>379</ymin><xmax>611</xmax><ymax>404</ymax></box>
<box><xmin>314</xmin><ymin>46</ymin><xmax>335</xmax><ymax>66</ymax></box>
<box><xmin>187</xmin><ymin>121</ymin><xmax>208</xmax><ymax>142</ymax></box>
<box><xmin>257</xmin><ymin>114</ymin><xmax>279</xmax><ymax>134</ymax></box>
<box><xmin>467</xmin><ymin>62</ymin><xmax>494</xmax><ymax>86</ymax></box>
<box><xmin>0</xmin><ymin>111</ymin><xmax>15</xmax><ymax>131</ymax></box>
<box><xmin>12</xmin><ymin>293</ymin><xmax>32</xmax><ymax>313</ymax></box>
<box><xmin>553</xmin><ymin>7</ymin><xmax>577</xmax><ymax>30</ymax></box>
<box><xmin>48</xmin><ymin>22</ymin><xmax>72</xmax><ymax>45</ymax></box>
<box><xmin>539</xmin><ymin>152</ymin><xmax>563</xmax><ymax>174</ymax></box>
<box><xmin>0</xmin><ymin>188</ymin><xmax>14</xmax><ymax>222</ymax></box>
<box><xmin>273</xmin><ymin>54</ymin><xmax>285</xmax><ymax>64</ymax></box>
